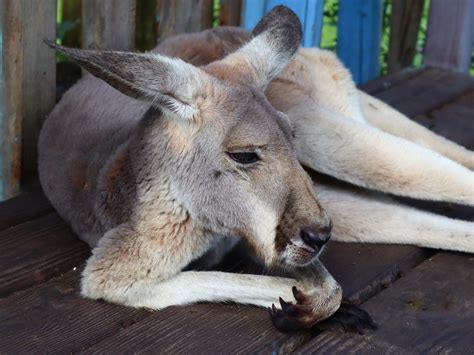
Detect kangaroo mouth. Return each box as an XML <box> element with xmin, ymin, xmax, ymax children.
<box><xmin>281</xmin><ymin>240</ymin><xmax>322</xmax><ymax>266</ymax></box>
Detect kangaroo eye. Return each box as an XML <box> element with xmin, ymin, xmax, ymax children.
<box><xmin>227</xmin><ymin>152</ymin><xmax>260</xmax><ymax>164</ymax></box>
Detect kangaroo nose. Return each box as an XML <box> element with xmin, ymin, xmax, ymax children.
<box><xmin>300</xmin><ymin>225</ymin><xmax>331</xmax><ymax>250</ymax></box>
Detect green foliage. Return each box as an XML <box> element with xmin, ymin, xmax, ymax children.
<box><xmin>321</xmin><ymin>0</ymin><xmax>338</xmax><ymax>51</ymax></box>
<box><xmin>379</xmin><ymin>0</ymin><xmax>392</xmax><ymax>74</ymax></box>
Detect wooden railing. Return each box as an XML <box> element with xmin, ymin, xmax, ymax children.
<box><xmin>0</xmin><ymin>0</ymin><xmax>473</xmax><ymax>200</ymax></box>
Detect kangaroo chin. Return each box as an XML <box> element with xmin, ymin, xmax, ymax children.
<box><xmin>38</xmin><ymin>5</ymin><xmax>472</xmax><ymax>334</ymax></box>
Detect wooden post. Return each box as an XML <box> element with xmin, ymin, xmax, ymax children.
<box><xmin>423</xmin><ymin>0</ymin><xmax>474</xmax><ymax>73</ymax></box>
<box><xmin>0</xmin><ymin>0</ymin><xmax>57</xmax><ymax>200</ymax></box>
<box><xmin>157</xmin><ymin>0</ymin><xmax>214</xmax><ymax>42</ymax></box>
<box><xmin>82</xmin><ymin>0</ymin><xmax>136</xmax><ymax>51</ymax></box>
<box><xmin>387</xmin><ymin>0</ymin><xmax>425</xmax><ymax>74</ymax></box>
<box><xmin>220</xmin><ymin>0</ymin><xmax>242</xmax><ymax>26</ymax></box>
<box><xmin>337</xmin><ymin>0</ymin><xmax>384</xmax><ymax>84</ymax></box>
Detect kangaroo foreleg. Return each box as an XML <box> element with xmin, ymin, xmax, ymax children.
<box><xmin>358</xmin><ymin>90</ymin><xmax>474</xmax><ymax>170</ymax></box>
<box><xmin>294</xmin><ymin>104</ymin><xmax>474</xmax><ymax>206</ymax></box>
<box><xmin>314</xmin><ymin>181</ymin><xmax>474</xmax><ymax>253</ymax></box>
<box><xmin>81</xmin><ymin>224</ymin><xmax>343</xmax><ymax>330</ymax></box>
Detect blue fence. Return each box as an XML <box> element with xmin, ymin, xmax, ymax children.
<box><xmin>242</xmin><ymin>0</ymin><xmax>383</xmax><ymax>84</ymax></box>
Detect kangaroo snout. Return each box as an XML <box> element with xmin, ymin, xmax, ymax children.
<box><xmin>300</xmin><ymin>224</ymin><xmax>332</xmax><ymax>250</ymax></box>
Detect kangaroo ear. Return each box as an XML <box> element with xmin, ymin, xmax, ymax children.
<box><xmin>45</xmin><ymin>40</ymin><xmax>210</xmax><ymax>120</ymax></box>
<box><xmin>207</xmin><ymin>6</ymin><xmax>302</xmax><ymax>91</ymax></box>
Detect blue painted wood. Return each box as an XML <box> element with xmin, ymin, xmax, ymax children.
<box><xmin>242</xmin><ymin>0</ymin><xmax>324</xmax><ymax>47</ymax></box>
<box><xmin>304</xmin><ymin>0</ymin><xmax>324</xmax><ymax>46</ymax></box>
<box><xmin>337</xmin><ymin>0</ymin><xmax>383</xmax><ymax>84</ymax></box>
<box><xmin>265</xmin><ymin>0</ymin><xmax>307</xmax><ymax>20</ymax></box>
<box><xmin>241</xmin><ymin>0</ymin><xmax>266</xmax><ymax>30</ymax></box>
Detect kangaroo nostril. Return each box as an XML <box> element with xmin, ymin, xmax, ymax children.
<box><xmin>300</xmin><ymin>226</ymin><xmax>331</xmax><ymax>249</ymax></box>
<box><xmin>320</xmin><ymin>225</ymin><xmax>332</xmax><ymax>243</ymax></box>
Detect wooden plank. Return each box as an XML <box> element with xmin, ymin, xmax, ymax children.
<box><xmin>219</xmin><ymin>0</ymin><xmax>242</xmax><ymax>26</ymax></box>
<box><xmin>321</xmin><ymin>243</ymin><xmax>432</xmax><ymax>304</ymax></box>
<box><xmin>337</xmin><ymin>0</ymin><xmax>383</xmax><ymax>84</ymax></box>
<box><xmin>424</xmin><ymin>0</ymin><xmax>474</xmax><ymax>73</ymax></box>
<box><xmin>387</xmin><ymin>0</ymin><xmax>425</xmax><ymax>74</ymax></box>
<box><xmin>415</xmin><ymin>90</ymin><xmax>474</xmax><ymax>151</ymax></box>
<box><xmin>0</xmin><ymin>190</ymin><xmax>53</xmax><ymax>231</ymax></box>
<box><xmin>0</xmin><ymin>269</ymin><xmax>151</xmax><ymax>353</ymax></box>
<box><xmin>375</xmin><ymin>68</ymin><xmax>474</xmax><ymax>117</ymax></box>
<box><xmin>359</xmin><ymin>67</ymin><xmax>424</xmax><ymax>95</ymax></box>
<box><xmin>157</xmin><ymin>0</ymin><xmax>213</xmax><ymax>42</ymax></box>
<box><xmin>0</xmin><ymin>0</ymin><xmax>56</xmax><ymax>200</ymax></box>
<box><xmin>86</xmin><ymin>302</ymin><xmax>289</xmax><ymax>353</ymax></box>
<box><xmin>295</xmin><ymin>253</ymin><xmax>474</xmax><ymax>354</ymax></box>
<box><xmin>83</xmin><ymin>243</ymin><xmax>430</xmax><ymax>354</ymax></box>
<box><xmin>82</xmin><ymin>0</ymin><xmax>136</xmax><ymax>51</ymax></box>
<box><xmin>0</xmin><ymin>213</ymin><xmax>88</xmax><ymax>297</ymax></box>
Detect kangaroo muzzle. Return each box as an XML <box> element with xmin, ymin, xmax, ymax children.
<box><xmin>300</xmin><ymin>224</ymin><xmax>332</xmax><ymax>251</ymax></box>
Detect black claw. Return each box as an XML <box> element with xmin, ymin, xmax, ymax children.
<box><xmin>292</xmin><ymin>286</ymin><xmax>303</xmax><ymax>301</ymax></box>
<box><xmin>279</xmin><ymin>297</ymin><xmax>299</xmax><ymax>316</ymax></box>
<box><xmin>279</xmin><ymin>297</ymin><xmax>289</xmax><ymax>310</ymax></box>
<box><xmin>272</xmin><ymin>303</ymin><xmax>277</xmax><ymax>313</ymax></box>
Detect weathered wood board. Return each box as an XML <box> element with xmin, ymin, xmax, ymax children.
<box><xmin>82</xmin><ymin>0</ymin><xmax>136</xmax><ymax>51</ymax></box>
<box><xmin>157</xmin><ymin>0</ymin><xmax>214</xmax><ymax>41</ymax></box>
<box><xmin>295</xmin><ymin>253</ymin><xmax>474</xmax><ymax>354</ymax></box>
<box><xmin>0</xmin><ymin>213</ymin><xmax>88</xmax><ymax>297</ymax></box>
<box><xmin>424</xmin><ymin>0</ymin><xmax>474</xmax><ymax>73</ymax></box>
<box><xmin>219</xmin><ymin>0</ymin><xmax>243</xmax><ymax>26</ymax></box>
<box><xmin>0</xmin><ymin>0</ymin><xmax>56</xmax><ymax>199</ymax></box>
<box><xmin>374</xmin><ymin>68</ymin><xmax>474</xmax><ymax>117</ymax></box>
<box><xmin>387</xmin><ymin>0</ymin><xmax>425</xmax><ymax>73</ymax></box>
<box><xmin>0</xmin><ymin>190</ymin><xmax>52</xmax><ymax>231</ymax></box>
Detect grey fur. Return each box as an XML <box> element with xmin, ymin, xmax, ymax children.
<box><xmin>39</xmin><ymin>7</ymin><xmax>341</xmax><ymax>330</ymax></box>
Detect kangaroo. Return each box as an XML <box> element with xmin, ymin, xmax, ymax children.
<box><xmin>39</xmin><ymin>6</ymin><xmax>473</xmax><ymax>333</ymax></box>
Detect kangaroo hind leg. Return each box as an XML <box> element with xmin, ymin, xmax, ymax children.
<box><xmin>294</xmin><ymin>106</ymin><xmax>474</xmax><ymax>206</ymax></box>
<box><xmin>358</xmin><ymin>90</ymin><xmax>474</xmax><ymax>170</ymax></box>
<box><xmin>313</xmin><ymin>181</ymin><xmax>474</xmax><ymax>253</ymax></box>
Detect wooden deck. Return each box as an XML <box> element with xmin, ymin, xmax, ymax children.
<box><xmin>1</xmin><ymin>67</ymin><xmax>473</xmax><ymax>353</ymax></box>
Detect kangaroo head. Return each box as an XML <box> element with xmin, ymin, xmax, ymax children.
<box><xmin>47</xmin><ymin>6</ymin><xmax>331</xmax><ymax>267</ymax></box>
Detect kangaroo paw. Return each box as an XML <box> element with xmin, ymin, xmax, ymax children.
<box><xmin>268</xmin><ymin>286</ymin><xmax>326</xmax><ymax>332</ymax></box>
